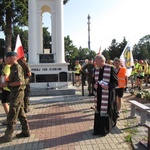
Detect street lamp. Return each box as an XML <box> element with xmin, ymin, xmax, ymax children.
<box><xmin>87</xmin><ymin>14</ymin><xmax>91</xmax><ymax>50</ymax></box>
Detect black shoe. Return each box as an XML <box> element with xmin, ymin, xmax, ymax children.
<box><xmin>0</xmin><ymin>135</ymin><xmax>12</xmax><ymax>143</ymax></box>
<box><xmin>92</xmin><ymin>132</ymin><xmax>99</xmax><ymax>135</ymax></box>
<box><xmin>24</xmin><ymin>108</ymin><xmax>30</xmax><ymax>113</ymax></box>
<box><xmin>90</xmin><ymin>93</ymin><xmax>94</xmax><ymax>96</ymax></box>
<box><xmin>117</xmin><ymin>112</ymin><xmax>120</xmax><ymax>118</ymax></box>
<box><xmin>88</xmin><ymin>93</ymin><xmax>94</xmax><ymax>96</ymax></box>
<box><xmin>1</xmin><ymin>120</ymin><xmax>7</xmax><ymax>126</ymax></box>
<box><xmin>16</xmin><ymin>132</ymin><xmax>30</xmax><ymax>138</ymax></box>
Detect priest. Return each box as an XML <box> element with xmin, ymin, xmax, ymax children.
<box><xmin>93</xmin><ymin>55</ymin><xmax>118</xmax><ymax>136</ymax></box>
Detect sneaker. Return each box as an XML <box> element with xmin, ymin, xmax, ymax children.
<box><xmin>0</xmin><ymin>135</ymin><xmax>12</xmax><ymax>143</ymax></box>
<box><xmin>16</xmin><ymin>132</ymin><xmax>30</xmax><ymax>138</ymax></box>
<box><xmin>88</xmin><ymin>93</ymin><xmax>94</xmax><ymax>96</ymax></box>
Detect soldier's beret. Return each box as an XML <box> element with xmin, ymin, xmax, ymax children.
<box><xmin>5</xmin><ymin>52</ymin><xmax>17</xmax><ymax>58</ymax></box>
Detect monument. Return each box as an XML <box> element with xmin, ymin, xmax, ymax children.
<box><xmin>28</xmin><ymin>0</ymin><xmax>74</xmax><ymax>95</ymax></box>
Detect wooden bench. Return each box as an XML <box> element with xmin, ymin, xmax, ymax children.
<box><xmin>128</xmin><ymin>100</ymin><xmax>150</xmax><ymax>125</ymax></box>
<box><xmin>140</xmin><ymin>123</ymin><xmax>150</xmax><ymax>149</ymax></box>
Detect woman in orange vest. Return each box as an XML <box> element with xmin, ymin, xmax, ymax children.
<box><xmin>114</xmin><ymin>58</ymin><xmax>127</xmax><ymax>114</ymax></box>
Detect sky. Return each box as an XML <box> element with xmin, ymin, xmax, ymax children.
<box><xmin>1</xmin><ymin>0</ymin><xmax>150</xmax><ymax>54</ymax></box>
<box><xmin>61</xmin><ymin>0</ymin><xmax>150</xmax><ymax>53</ymax></box>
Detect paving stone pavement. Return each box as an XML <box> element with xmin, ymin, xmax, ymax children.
<box><xmin>0</xmin><ymin>87</ymin><xmax>148</xmax><ymax>150</ymax></box>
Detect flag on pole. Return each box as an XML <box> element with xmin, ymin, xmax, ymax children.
<box><xmin>120</xmin><ymin>42</ymin><xmax>134</xmax><ymax>77</ymax></box>
<box><xmin>14</xmin><ymin>34</ymin><xmax>24</xmax><ymax>60</ymax></box>
<box><xmin>97</xmin><ymin>46</ymin><xmax>101</xmax><ymax>55</ymax></box>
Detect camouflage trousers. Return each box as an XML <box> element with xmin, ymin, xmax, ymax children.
<box><xmin>5</xmin><ymin>90</ymin><xmax>29</xmax><ymax>137</ymax></box>
<box><xmin>24</xmin><ymin>83</ymin><xmax>30</xmax><ymax>111</ymax></box>
<box><xmin>87</xmin><ymin>76</ymin><xmax>93</xmax><ymax>94</ymax></box>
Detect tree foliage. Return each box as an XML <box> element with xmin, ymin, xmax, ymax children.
<box><xmin>0</xmin><ymin>0</ymin><xmax>69</xmax><ymax>52</ymax></box>
<box><xmin>12</xmin><ymin>26</ymin><xmax>28</xmax><ymax>52</ymax></box>
<box><xmin>102</xmin><ymin>49</ymin><xmax>110</xmax><ymax>60</ymax></box>
<box><xmin>10</xmin><ymin>26</ymin><xmax>150</xmax><ymax>69</ymax></box>
<box><xmin>64</xmin><ymin>36</ymin><xmax>96</xmax><ymax>70</ymax></box>
<box><xmin>64</xmin><ymin>35</ymin><xmax>78</xmax><ymax>70</ymax></box>
<box><xmin>0</xmin><ymin>0</ymin><xmax>28</xmax><ymax>52</ymax></box>
<box><xmin>63</xmin><ymin>0</ymin><xmax>70</xmax><ymax>5</ymax></box>
<box><xmin>132</xmin><ymin>35</ymin><xmax>150</xmax><ymax>60</ymax></box>
<box><xmin>108</xmin><ymin>37</ymin><xmax>127</xmax><ymax>60</ymax></box>
<box><xmin>43</xmin><ymin>27</ymin><xmax>51</xmax><ymax>51</ymax></box>
<box><xmin>12</xmin><ymin>26</ymin><xmax>52</xmax><ymax>55</ymax></box>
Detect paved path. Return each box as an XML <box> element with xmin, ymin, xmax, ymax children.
<box><xmin>0</xmin><ymin>86</ymin><xmax>148</xmax><ymax>150</ymax></box>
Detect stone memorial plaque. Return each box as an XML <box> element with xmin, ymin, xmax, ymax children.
<box><xmin>39</xmin><ymin>54</ymin><xmax>54</xmax><ymax>63</ymax></box>
<box><xmin>36</xmin><ymin>74</ymin><xmax>58</xmax><ymax>82</ymax></box>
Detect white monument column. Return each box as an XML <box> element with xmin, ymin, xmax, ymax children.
<box><xmin>55</xmin><ymin>0</ymin><xmax>65</xmax><ymax>63</ymax></box>
<box><xmin>28</xmin><ymin>0</ymin><xmax>38</xmax><ymax>64</ymax></box>
<box><xmin>36</xmin><ymin>9</ymin><xmax>43</xmax><ymax>54</ymax></box>
<box><xmin>51</xmin><ymin>12</ymin><xmax>56</xmax><ymax>55</ymax></box>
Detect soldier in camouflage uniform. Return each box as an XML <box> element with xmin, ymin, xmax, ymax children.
<box><xmin>82</xmin><ymin>59</ymin><xmax>95</xmax><ymax>96</ymax></box>
<box><xmin>18</xmin><ymin>56</ymin><xmax>31</xmax><ymax>113</ymax></box>
<box><xmin>0</xmin><ymin>52</ymin><xmax>30</xmax><ymax>143</ymax></box>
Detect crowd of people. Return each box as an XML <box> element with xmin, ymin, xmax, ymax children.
<box><xmin>0</xmin><ymin>52</ymin><xmax>150</xmax><ymax>142</ymax></box>
<box><xmin>74</xmin><ymin>55</ymin><xmax>150</xmax><ymax>136</ymax></box>
<box><xmin>0</xmin><ymin>51</ymin><xmax>31</xmax><ymax>143</ymax></box>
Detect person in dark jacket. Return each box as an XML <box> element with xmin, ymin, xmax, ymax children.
<box><xmin>93</xmin><ymin>55</ymin><xmax>118</xmax><ymax>136</ymax></box>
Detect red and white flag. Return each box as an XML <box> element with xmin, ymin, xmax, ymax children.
<box><xmin>14</xmin><ymin>34</ymin><xmax>24</xmax><ymax>60</ymax></box>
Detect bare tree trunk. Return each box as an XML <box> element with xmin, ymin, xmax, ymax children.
<box><xmin>5</xmin><ymin>7</ymin><xmax>12</xmax><ymax>52</ymax></box>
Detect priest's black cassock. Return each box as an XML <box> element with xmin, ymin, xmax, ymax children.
<box><xmin>93</xmin><ymin>65</ymin><xmax>118</xmax><ymax>136</ymax></box>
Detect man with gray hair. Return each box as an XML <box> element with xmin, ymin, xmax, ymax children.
<box><xmin>93</xmin><ymin>55</ymin><xmax>118</xmax><ymax>136</ymax></box>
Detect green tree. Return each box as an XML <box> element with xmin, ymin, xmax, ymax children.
<box><xmin>102</xmin><ymin>49</ymin><xmax>110</xmax><ymax>60</ymax></box>
<box><xmin>108</xmin><ymin>37</ymin><xmax>127</xmax><ymax>60</ymax></box>
<box><xmin>43</xmin><ymin>27</ymin><xmax>51</xmax><ymax>51</ymax></box>
<box><xmin>64</xmin><ymin>35</ymin><xmax>78</xmax><ymax>70</ymax></box>
<box><xmin>108</xmin><ymin>39</ymin><xmax>118</xmax><ymax>59</ymax></box>
<box><xmin>89</xmin><ymin>50</ymin><xmax>96</xmax><ymax>60</ymax></box>
<box><xmin>77</xmin><ymin>47</ymin><xmax>89</xmax><ymax>61</ymax></box>
<box><xmin>78</xmin><ymin>47</ymin><xmax>96</xmax><ymax>63</ymax></box>
<box><xmin>0</xmin><ymin>0</ymin><xmax>28</xmax><ymax>52</ymax></box>
<box><xmin>117</xmin><ymin>37</ymin><xmax>127</xmax><ymax>56</ymax></box>
<box><xmin>12</xmin><ymin>26</ymin><xmax>28</xmax><ymax>52</ymax></box>
<box><xmin>132</xmin><ymin>35</ymin><xmax>150</xmax><ymax>60</ymax></box>
<box><xmin>0</xmin><ymin>0</ymin><xmax>69</xmax><ymax>52</ymax></box>
<box><xmin>63</xmin><ymin>0</ymin><xmax>70</xmax><ymax>4</ymax></box>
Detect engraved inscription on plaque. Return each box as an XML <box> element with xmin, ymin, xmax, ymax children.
<box><xmin>39</xmin><ymin>54</ymin><xmax>54</xmax><ymax>63</ymax></box>
<box><xmin>36</xmin><ymin>74</ymin><xmax>58</xmax><ymax>82</ymax></box>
